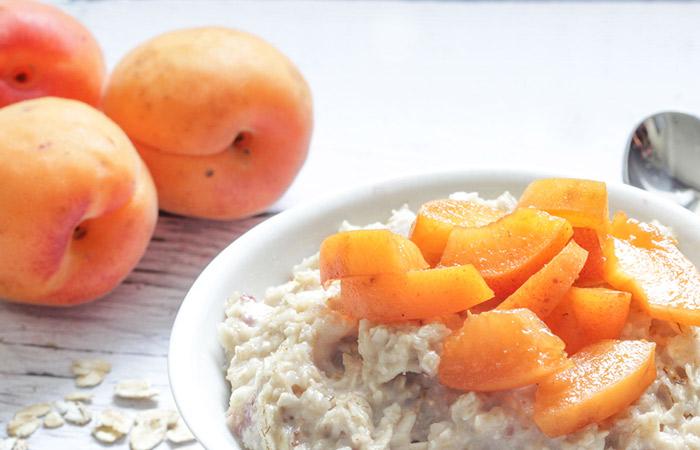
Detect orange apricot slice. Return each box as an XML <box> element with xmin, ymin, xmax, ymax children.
<box><xmin>410</xmin><ymin>199</ymin><xmax>505</xmax><ymax>265</ymax></box>
<box><xmin>468</xmin><ymin>297</ymin><xmax>502</xmax><ymax>314</ymax></box>
<box><xmin>545</xmin><ymin>287</ymin><xmax>631</xmax><ymax>353</ymax></box>
<box><xmin>440</xmin><ymin>208</ymin><xmax>573</xmax><ymax>298</ymax></box>
<box><xmin>334</xmin><ymin>265</ymin><xmax>493</xmax><ymax>322</ymax></box>
<box><xmin>497</xmin><ymin>240</ymin><xmax>588</xmax><ymax>319</ymax></box>
<box><xmin>572</xmin><ymin>228</ymin><xmax>607</xmax><ymax>286</ymax></box>
<box><xmin>534</xmin><ymin>339</ymin><xmax>656</xmax><ymax>437</ymax></box>
<box><xmin>518</xmin><ymin>178</ymin><xmax>609</xmax><ymax>235</ymax></box>
<box><xmin>319</xmin><ymin>229</ymin><xmax>428</xmax><ymax>284</ymax></box>
<box><xmin>571</xmin><ymin>287</ymin><xmax>631</xmax><ymax>342</ymax></box>
<box><xmin>545</xmin><ymin>296</ymin><xmax>586</xmax><ymax>354</ymax></box>
<box><xmin>603</xmin><ymin>212</ymin><xmax>700</xmax><ymax>325</ymax></box>
<box><xmin>421</xmin><ymin>312</ymin><xmax>465</xmax><ymax>331</ymax></box>
<box><xmin>437</xmin><ymin>308</ymin><xmax>568</xmax><ymax>392</ymax></box>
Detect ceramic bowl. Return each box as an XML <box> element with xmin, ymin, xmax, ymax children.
<box><xmin>169</xmin><ymin>169</ymin><xmax>700</xmax><ymax>449</ymax></box>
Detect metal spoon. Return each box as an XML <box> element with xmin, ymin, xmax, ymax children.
<box><xmin>624</xmin><ymin>111</ymin><xmax>700</xmax><ymax>213</ymax></box>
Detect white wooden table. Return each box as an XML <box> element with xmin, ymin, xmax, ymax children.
<box><xmin>2</xmin><ymin>1</ymin><xmax>700</xmax><ymax>448</ymax></box>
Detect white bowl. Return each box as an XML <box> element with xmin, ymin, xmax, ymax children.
<box><xmin>168</xmin><ymin>169</ymin><xmax>700</xmax><ymax>449</ymax></box>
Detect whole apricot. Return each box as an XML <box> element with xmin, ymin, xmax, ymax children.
<box><xmin>0</xmin><ymin>0</ymin><xmax>105</xmax><ymax>107</ymax></box>
<box><xmin>0</xmin><ymin>97</ymin><xmax>158</xmax><ymax>306</ymax></box>
<box><xmin>103</xmin><ymin>27</ymin><xmax>313</xmax><ymax>220</ymax></box>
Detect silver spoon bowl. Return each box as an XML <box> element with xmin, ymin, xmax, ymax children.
<box><xmin>625</xmin><ymin>111</ymin><xmax>700</xmax><ymax>212</ymax></box>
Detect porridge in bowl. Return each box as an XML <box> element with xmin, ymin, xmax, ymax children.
<box><xmin>218</xmin><ymin>178</ymin><xmax>700</xmax><ymax>450</ymax></box>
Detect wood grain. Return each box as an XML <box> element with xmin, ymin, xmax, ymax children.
<box><xmin>0</xmin><ymin>213</ymin><xmax>271</xmax><ymax>449</ymax></box>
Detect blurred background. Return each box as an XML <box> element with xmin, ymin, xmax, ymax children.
<box><xmin>51</xmin><ymin>0</ymin><xmax>700</xmax><ymax>209</ymax></box>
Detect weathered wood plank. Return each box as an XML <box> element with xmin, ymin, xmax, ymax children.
<box><xmin>0</xmin><ymin>371</ymin><xmax>201</xmax><ymax>450</ymax></box>
<box><xmin>0</xmin><ymin>214</ymin><xmax>270</xmax><ymax>351</ymax></box>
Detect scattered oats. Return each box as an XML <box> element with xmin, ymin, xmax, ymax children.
<box><xmin>53</xmin><ymin>400</ymin><xmax>69</xmax><ymax>415</ymax></box>
<box><xmin>162</xmin><ymin>410</ymin><xmax>179</xmax><ymax>428</ymax></box>
<box><xmin>166</xmin><ymin>418</ymin><xmax>195</xmax><ymax>444</ymax></box>
<box><xmin>129</xmin><ymin>410</ymin><xmax>177</xmax><ymax>450</ymax></box>
<box><xmin>114</xmin><ymin>379</ymin><xmax>159</xmax><ymax>400</ymax></box>
<box><xmin>92</xmin><ymin>409</ymin><xmax>132</xmax><ymax>444</ymax></box>
<box><xmin>64</xmin><ymin>391</ymin><xmax>93</xmax><ymax>403</ymax></box>
<box><xmin>7</xmin><ymin>416</ymin><xmax>40</xmax><ymax>438</ymax></box>
<box><xmin>71</xmin><ymin>359</ymin><xmax>112</xmax><ymax>376</ymax></box>
<box><xmin>75</xmin><ymin>371</ymin><xmax>106</xmax><ymax>388</ymax></box>
<box><xmin>63</xmin><ymin>401</ymin><xmax>92</xmax><ymax>426</ymax></box>
<box><xmin>93</xmin><ymin>428</ymin><xmax>120</xmax><ymax>444</ymax></box>
<box><xmin>43</xmin><ymin>411</ymin><xmax>64</xmax><ymax>429</ymax></box>
<box><xmin>140</xmin><ymin>409</ymin><xmax>179</xmax><ymax>427</ymax></box>
<box><xmin>0</xmin><ymin>438</ymin><xmax>14</xmax><ymax>450</ymax></box>
<box><xmin>71</xmin><ymin>359</ymin><xmax>111</xmax><ymax>387</ymax></box>
<box><xmin>1</xmin><ymin>438</ymin><xmax>27</xmax><ymax>450</ymax></box>
<box><xmin>14</xmin><ymin>403</ymin><xmax>52</xmax><ymax>419</ymax></box>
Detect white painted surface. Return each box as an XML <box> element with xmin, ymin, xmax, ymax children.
<box><xmin>2</xmin><ymin>0</ymin><xmax>700</xmax><ymax>448</ymax></box>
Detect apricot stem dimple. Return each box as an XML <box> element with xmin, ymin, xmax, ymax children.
<box><xmin>230</xmin><ymin>132</ymin><xmax>253</xmax><ymax>157</ymax></box>
<box><xmin>204</xmin><ymin>168</ymin><xmax>214</xmax><ymax>177</ymax></box>
<box><xmin>73</xmin><ymin>226</ymin><xmax>87</xmax><ymax>240</ymax></box>
<box><xmin>232</xmin><ymin>131</ymin><xmax>250</xmax><ymax>147</ymax></box>
<box><xmin>9</xmin><ymin>66</ymin><xmax>34</xmax><ymax>88</ymax></box>
<box><xmin>14</xmin><ymin>72</ymin><xmax>28</xmax><ymax>83</ymax></box>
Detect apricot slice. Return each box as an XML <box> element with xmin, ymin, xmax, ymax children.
<box><xmin>603</xmin><ymin>212</ymin><xmax>700</xmax><ymax>325</ymax></box>
<box><xmin>467</xmin><ymin>297</ymin><xmax>502</xmax><ymax>314</ymax></box>
<box><xmin>438</xmin><ymin>308</ymin><xmax>568</xmax><ymax>392</ymax></box>
<box><xmin>518</xmin><ymin>178</ymin><xmax>609</xmax><ymax>234</ymax></box>
<box><xmin>422</xmin><ymin>313</ymin><xmax>465</xmax><ymax>331</ymax></box>
<box><xmin>545</xmin><ymin>287</ymin><xmax>631</xmax><ymax>353</ymax></box>
<box><xmin>334</xmin><ymin>265</ymin><xmax>494</xmax><ymax>322</ymax></box>
<box><xmin>545</xmin><ymin>296</ymin><xmax>586</xmax><ymax>354</ymax></box>
<box><xmin>319</xmin><ymin>230</ymin><xmax>428</xmax><ymax>284</ymax></box>
<box><xmin>572</xmin><ymin>228</ymin><xmax>607</xmax><ymax>286</ymax></box>
<box><xmin>571</xmin><ymin>287</ymin><xmax>631</xmax><ymax>341</ymax></box>
<box><xmin>440</xmin><ymin>208</ymin><xmax>573</xmax><ymax>298</ymax></box>
<box><xmin>534</xmin><ymin>339</ymin><xmax>656</xmax><ymax>437</ymax></box>
<box><xmin>497</xmin><ymin>240</ymin><xmax>588</xmax><ymax>319</ymax></box>
<box><xmin>608</xmin><ymin>211</ymin><xmax>674</xmax><ymax>247</ymax></box>
<box><xmin>410</xmin><ymin>199</ymin><xmax>505</xmax><ymax>265</ymax></box>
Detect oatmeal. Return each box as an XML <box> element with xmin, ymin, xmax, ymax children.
<box><xmin>218</xmin><ymin>191</ymin><xmax>700</xmax><ymax>449</ymax></box>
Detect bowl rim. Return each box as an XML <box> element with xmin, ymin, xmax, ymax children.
<box><xmin>168</xmin><ymin>168</ymin><xmax>700</xmax><ymax>449</ymax></box>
